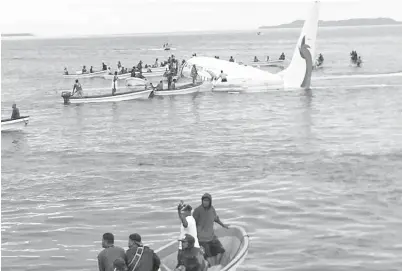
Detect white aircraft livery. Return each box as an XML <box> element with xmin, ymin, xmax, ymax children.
<box><xmin>180</xmin><ymin>1</ymin><xmax>320</xmax><ymax>91</ymax></box>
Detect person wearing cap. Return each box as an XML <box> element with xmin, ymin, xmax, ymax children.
<box><xmin>176</xmin><ymin>234</ymin><xmax>207</xmax><ymax>271</ymax></box>
<box><xmin>11</xmin><ymin>104</ymin><xmax>20</xmax><ymax>120</ymax></box>
<box><xmin>177</xmin><ymin>202</ymin><xmax>200</xmax><ymax>264</ymax></box>
<box><xmin>125</xmin><ymin>233</ymin><xmax>160</xmax><ymax>271</ymax></box>
<box><xmin>98</xmin><ymin>232</ymin><xmax>126</xmax><ymax>271</ymax></box>
<box><xmin>192</xmin><ymin>193</ymin><xmax>229</xmax><ymax>266</ymax></box>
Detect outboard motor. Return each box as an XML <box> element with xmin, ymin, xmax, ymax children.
<box><xmin>61</xmin><ymin>91</ymin><xmax>71</xmax><ymax>105</ymax></box>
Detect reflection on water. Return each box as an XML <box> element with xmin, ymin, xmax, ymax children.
<box><xmin>1</xmin><ymin>130</ymin><xmax>29</xmax><ymax>154</ymax></box>
<box><xmin>191</xmin><ymin>94</ymin><xmax>200</xmax><ymax>123</ymax></box>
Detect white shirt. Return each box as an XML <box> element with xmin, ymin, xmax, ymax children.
<box><xmin>179</xmin><ymin>215</ymin><xmax>200</xmax><ymax>249</ymax></box>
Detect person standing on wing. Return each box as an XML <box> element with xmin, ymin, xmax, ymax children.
<box><xmin>192</xmin><ymin>193</ymin><xmax>229</xmax><ymax>267</ymax></box>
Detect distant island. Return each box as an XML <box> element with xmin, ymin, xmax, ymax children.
<box><xmin>259</xmin><ymin>18</ymin><xmax>402</xmax><ymax>29</ymax></box>
<box><xmin>1</xmin><ymin>33</ymin><xmax>34</xmax><ymax>37</ymax></box>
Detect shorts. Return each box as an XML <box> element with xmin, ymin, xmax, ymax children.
<box><xmin>221</xmin><ymin>78</ymin><xmax>227</xmax><ymax>82</ymax></box>
<box><xmin>199</xmin><ymin>239</ymin><xmax>225</xmax><ymax>258</ymax></box>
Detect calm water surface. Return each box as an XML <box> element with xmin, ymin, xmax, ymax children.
<box><xmin>2</xmin><ymin>26</ymin><xmax>402</xmax><ymax>271</ymax></box>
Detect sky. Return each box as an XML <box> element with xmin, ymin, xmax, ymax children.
<box><xmin>0</xmin><ymin>0</ymin><xmax>401</xmax><ymax>37</ymax></box>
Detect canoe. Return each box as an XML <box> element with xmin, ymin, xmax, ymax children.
<box><xmin>125</xmin><ymin>77</ymin><xmax>148</xmax><ymax>86</ymax></box>
<box><xmin>155</xmin><ymin>225</ymin><xmax>249</xmax><ymax>271</ymax></box>
<box><xmin>153</xmin><ymin>82</ymin><xmax>203</xmax><ymax>96</ymax></box>
<box><xmin>61</xmin><ymin>89</ymin><xmax>152</xmax><ymax>104</ymax></box>
<box><xmin>143</xmin><ymin>71</ymin><xmax>167</xmax><ymax>78</ymax></box>
<box><xmin>103</xmin><ymin>73</ymin><xmax>131</xmax><ymax>80</ymax></box>
<box><xmin>63</xmin><ymin>70</ymin><xmax>108</xmax><ymax>79</ymax></box>
<box><xmin>248</xmin><ymin>60</ymin><xmax>285</xmax><ymax>67</ymax></box>
<box><xmin>1</xmin><ymin>116</ymin><xmax>30</xmax><ymax>131</ymax></box>
<box><xmin>143</xmin><ymin>67</ymin><xmax>168</xmax><ymax>73</ymax></box>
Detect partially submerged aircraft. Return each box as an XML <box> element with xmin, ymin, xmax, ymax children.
<box><xmin>181</xmin><ymin>1</ymin><xmax>320</xmax><ymax>91</ymax></box>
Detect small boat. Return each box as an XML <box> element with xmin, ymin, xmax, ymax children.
<box><xmin>248</xmin><ymin>60</ymin><xmax>285</xmax><ymax>67</ymax></box>
<box><xmin>61</xmin><ymin>89</ymin><xmax>152</xmax><ymax>104</ymax></box>
<box><xmin>153</xmin><ymin>82</ymin><xmax>203</xmax><ymax>96</ymax></box>
<box><xmin>1</xmin><ymin>116</ymin><xmax>30</xmax><ymax>131</ymax></box>
<box><xmin>125</xmin><ymin>77</ymin><xmax>148</xmax><ymax>86</ymax></box>
<box><xmin>143</xmin><ymin>67</ymin><xmax>168</xmax><ymax>73</ymax></box>
<box><xmin>155</xmin><ymin>225</ymin><xmax>249</xmax><ymax>271</ymax></box>
<box><xmin>63</xmin><ymin>70</ymin><xmax>108</xmax><ymax>79</ymax></box>
<box><xmin>103</xmin><ymin>73</ymin><xmax>131</xmax><ymax>80</ymax></box>
<box><xmin>142</xmin><ymin>71</ymin><xmax>167</xmax><ymax>78</ymax></box>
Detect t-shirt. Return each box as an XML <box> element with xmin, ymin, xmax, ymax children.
<box><xmin>179</xmin><ymin>216</ymin><xmax>200</xmax><ymax>249</ymax></box>
<box><xmin>97</xmin><ymin>246</ymin><xmax>126</xmax><ymax>271</ymax></box>
<box><xmin>192</xmin><ymin>206</ymin><xmax>217</xmax><ymax>242</ymax></box>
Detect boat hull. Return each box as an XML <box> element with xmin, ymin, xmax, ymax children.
<box><xmin>143</xmin><ymin>67</ymin><xmax>168</xmax><ymax>73</ymax></box>
<box><xmin>125</xmin><ymin>77</ymin><xmax>148</xmax><ymax>86</ymax></box>
<box><xmin>103</xmin><ymin>73</ymin><xmax>131</xmax><ymax>80</ymax></box>
<box><xmin>143</xmin><ymin>71</ymin><xmax>166</xmax><ymax>78</ymax></box>
<box><xmin>154</xmin><ymin>82</ymin><xmax>203</xmax><ymax>96</ymax></box>
<box><xmin>155</xmin><ymin>225</ymin><xmax>249</xmax><ymax>271</ymax></box>
<box><xmin>1</xmin><ymin>116</ymin><xmax>30</xmax><ymax>131</ymax></box>
<box><xmin>248</xmin><ymin>60</ymin><xmax>285</xmax><ymax>67</ymax></box>
<box><xmin>61</xmin><ymin>89</ymin><xmax>152</xmax><ymax>104</ymax></box>
<box><xmin>63</xmin><ymin>70</ymin><xmax>108</xmax><ymax>79</ymax></box>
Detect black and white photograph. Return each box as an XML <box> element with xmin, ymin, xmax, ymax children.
<box><xmin>1</xmin><ymin>0</ymin><xmax>402</xmax><ymax>270</ymax></box>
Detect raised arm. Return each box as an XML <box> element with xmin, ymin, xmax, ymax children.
<box><xmin>177</xmin><ymin>203</ymin><xmax>188</xmax><ymax>228</ymax></box>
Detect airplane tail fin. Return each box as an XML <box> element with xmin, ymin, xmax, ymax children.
<box><xmin>279</xmin><ymin>1</ymin><xmax>320</xmax><ymax>89</ymax></box>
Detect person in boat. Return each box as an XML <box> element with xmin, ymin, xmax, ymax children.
<box><xmin>90</xmin><ymin>66</ymin><xmax>94</xmax><ymax>73</ymax></box>
<box><xmin>112</xmin><ymin>71</ymin><xmax>118</xmax><ymax>95</ymax></box>
<box><xmin>72</xmin><ymin>79</ymin><xmax>83</xmax><ymax>97</ymax></box>
<box><xmin>176</xmin><ymin>234</ymin><xmax>207</xmax><ymax>271</ymax></box>
<box><xmin>11</xmin><ymin>103</ymin><xmax>20</xmax><ymax>120</ymax></box>
<box><xmin>229</xmin><ymin>56</ymin><xmax>234</xmax><ymax>62</ymax></box>
<box><xmin>113</xmin><ymin>258</ymin><xmax>127</xmax><ymax>271</ymax></box>
<box><xmin>108</xmin><ymin>67</ymin><xmax>113</xmax><ymax>75</ymax></box>
<box><xmin>177</xmin><ymin>202</ymin><xmax>200</xmax><ymax>264</ymax></box>
<box><xmin>117</xmin><ymin>61</ymin><xmax>122</xmax><ymax>70</ymax></box>
<box><xmin>279</xmin><ymin>53</ymin><xmax>285</xmax><ymax>60</ymax></box>
<box><xmin>266</xmin><ymin>56</ymin><xmax>270</xmax><ymax>62</ymax></box>
<box><xmin>136</xmin><ymin>70</ymin><xmax>146</xmax><ymax>79</ymax></box>
<box><xmin>82</xmin><ymin>65</ymin><xmax>87</xmax><ymax>73</ymax></box>
<box><xmin>193</xmin><ymin>193</ymin><xmax>229</xmax><ymax>267</ymax></box>
<box><xmin>318</xmin><ymin>53</ymin><xmax>324</xmax><ymax>63</ymax></box>
<box><xmin>356</xmin><ymin>56</ymin><xmax>362</xmax><ymax>67</ymax></box>
<box><xmin>190</xmin><ymin>64</ymin><xmax>198</xmax><ymax>85</ymax></box>
<box><xmin>151</xmin><ymin>80</ymin><xmax>163</xmax><ymax>91</ymax></box>
<box><xmin>166</xmin><ymin>68</ymin><xmax>175</xmax><ymax>89</ymax></box>
<box><xmin>102</xmin><ymin>62</ymin><xmax>107</xmax><ymax>71</ymax></box>
<box><xmin>216</xmin><ymin>70</ymin><xmax>228</xmax><ymax>82</ymax></box>
<box><xmin>137</xmin><ymin>61</ymin><xmax>143</xmax><ymax>71</ymax></box>
<box><xmin>153</xmin><ymin>58</ymin><xmax>159</xmax><ymax>68</ymax></box>
<box><xmin>98</xmin><ymin>232</ymin><xmax>126</xmax><ymax>271</ymax></box>
<box><xmin>171</xmin><ymin>78</ymin><xmax>177</xmax><ymax>90</ymax></box>
<box><xmin>254</xmin><ymin>56</ymin><xmax>259</xmax><ymax>62</ymax></box>
<box><xmin>131</xmin><ymin>66</ymin><xmax>136</xmax><ymax>77</ymax></box>
<box><xmin>125</xmin><ymin>233</ymin><xmax>160</xmax><ymax>271</ymax></box>
<box><xmin>64</xmin><ymin>67</ymin><xmax>69</xmax><ymax>75</ymax></box>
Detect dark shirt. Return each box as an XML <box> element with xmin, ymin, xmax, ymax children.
<box><xmin>126</xmin><ymin>245</ymin><xmax>160</xmax><ymax>271</ymax></box>
<box><xmin>192</xmin><ymin>205</ymin><xmax>218</xmax><ymax>242</ymax></box>
<box><xmin>11</xmin><ymin>108</ymin><xmax>20</xmax><ymax>120</ymax></box>
<box><xmin>98</xmin><ymin>245</ymin><xmax>126</xmax><ymax>271</ymax></box>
